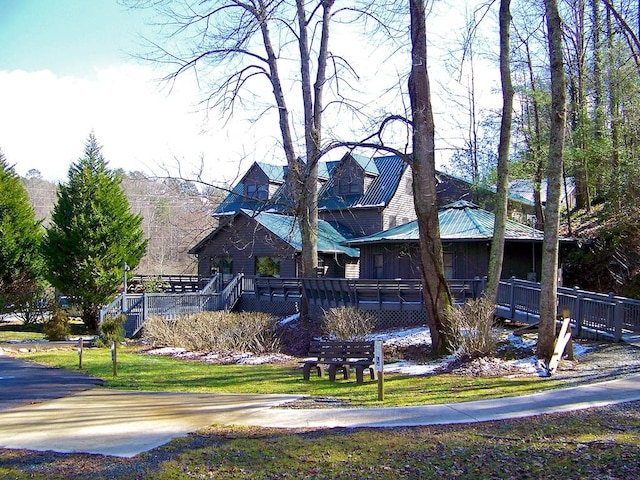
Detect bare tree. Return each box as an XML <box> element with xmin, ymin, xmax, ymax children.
<box><xmin>131</xmin><ymin>0</ymin><xmax>391</xmax><ymax>314</ymax></box>
<box><xmin>486</xmin><ymin>0</ymin><xmax>515</xmax><ymax>301</ymax></box>
<box><xmin>538</xmin><ymin>0</ymin><xmax>567</xmax><ymax>362</ymax></box>
<box><xmin>409</xmin><ymin>0</ymin><xmax>453</xmax><ymax>354</ymax></box>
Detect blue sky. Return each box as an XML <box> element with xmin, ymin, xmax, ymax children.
<box><xmin>0</xmin><ymin>0</ymin><xmax>250</xmax><ymax>183</ymax></box>
<box><xmin>0</xmin><ymin>1</ymin><xmax>148</xmax><ymax>77</ymax></box>
<box><xmin>0</xmin><ymin>0</ymin><xmax>500</xmax><ymax>183</ymax></box>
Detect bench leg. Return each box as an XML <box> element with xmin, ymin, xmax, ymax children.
<box><xmin>327</xmin><ymin>364</ymin><xmax>349</xmax><ymax>381</ymax></box>
<box><xmin>355</xmin><ymin>365</ymin><xmax>376</xmax><ymax>383</ymax></box>
<box><xmin>302</xmin><ymin>363</ymin><xmax>312</xmax><ymax>380</ymax></box>
<box><xmin>302</xmin><ymin>362</ymin><xmax>323</xmax><ymax>380</ymax></box>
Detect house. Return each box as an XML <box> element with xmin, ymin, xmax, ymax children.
<box><xmin>508</xmin><ymin>177</ymin><xmax>577</xmax><ymax>212</ymax></box>
<box><xmin>188</xmin><ymin>209</ymin><xmax>359</xmax><ymax>279</ymax></box>
<box><xmin>194</xmin><ymin>155</ymin><xmax>547</xmax><ymax>282</ymax></box>
<box><xmin>213</xmin><ymin>153</ymin><xmax>416</xmax><ymax>236</ymax></box>
<box><xmin>343</xmin><ymin>200</ymin><xmax>547</xmax><ymax>282</ymax></box>
<box><xmin>436</xmin><ymin>170</ymin><xmax>535</xmax><ymax>221</ymax></box>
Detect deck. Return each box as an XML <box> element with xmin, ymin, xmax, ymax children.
<box><xmin>101</xmin><ymin>274</ymin><xmax>640</xmax><ymax>341</ymax></box>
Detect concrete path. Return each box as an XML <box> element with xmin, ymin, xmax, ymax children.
<box><xmin>1</xmin><ymin>355</ymin><xmax>640</xmax><ymax>458</ymax></box>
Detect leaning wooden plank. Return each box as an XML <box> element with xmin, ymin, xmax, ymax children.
<box><xmin>547</xmin><ymin>314</ymin><xmax>572</xmax><ymax>375</ymax></box>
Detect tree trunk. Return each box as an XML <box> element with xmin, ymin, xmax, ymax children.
<box><xmin>572</xmin><ymin>0</ymin><xmax>591</xmax><ymax>212</ymax></box>
<box><xmin>486</xmin><ymin>0</ymin><xmax>514</xmax><ymax>302</ymax></box>
<box><xmin>408</xmin><ymin>0</ymin><xmax>453</xmax><ymax>354</ymax></box>
<box><xmin>538</xmin><ymin>0</ymin><xmax>567</xmax><ymax>361</ymax></box>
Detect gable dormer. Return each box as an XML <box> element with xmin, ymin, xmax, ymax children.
<box><xmin>214</xmin><ymin>161</ymin><xmax>287</xmax><ymax>216</ymax></box>
<box><xmin>333</xmin><ymin>154</ymin><xmax>378</xmax><ymax>197</ymax></box>
<box><xmin>243</xmin><ymin>162</ymin><xmax>285</xmax><ymax>201</ymax></box>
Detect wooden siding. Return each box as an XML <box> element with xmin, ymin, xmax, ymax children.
<box><xmin>383</xmin><ymin>166</ymin><xmax>417</xmax><ymax>229</ymax></box>
<box><xmin>359</xmin><ymin>241</ymin><xmax>542</xmax><ymax>281</ymax></box>
<box><xmin>195</xmin><ymin>215</ymin><xmax>297</xmax><ymax>278</ymax></box>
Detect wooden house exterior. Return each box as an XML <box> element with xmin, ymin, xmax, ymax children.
<box><xmin>345</xmin><ymin>201</ymin><xmax>548</xmax><ymax>282</ymax></box>
<box><xmin>195</xmin><ymin>157</ymin><xmax>538</xmax><ymax>282</ymax></box>
<box><xmin>188</xmin><ymin>210</ymin><xmax>359</xmax><ymax>280</ymax></box>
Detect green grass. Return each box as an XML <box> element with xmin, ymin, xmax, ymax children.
<box><xmin>0</xmin><ymin>322</ymin><xmax>44</xmax><ymax>341</ymax></box>
<box><xmin>18</xmin><ymin>346</ymin><xmax>576</xmax><ymax>407</ymax></box>
<box><xmin>1</xmin><ymin>401</ymin><xmax>639</xmax><ymax>479</ymax></box>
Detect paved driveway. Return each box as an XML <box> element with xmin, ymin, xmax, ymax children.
<box><xmin>1</xmin><ymin>354</ymin><xmax>640</xmax><ymax>458</ymax></box>
<box><xmin>0</xmin><ymin>355</ymin><xmax>104</xmax><ymax>411</ymax></box>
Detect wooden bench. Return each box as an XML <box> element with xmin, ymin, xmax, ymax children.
<box><xmin>301</xmin><ymin>340</ymin><xmax>377</xmax><ymax>383</ymax></box>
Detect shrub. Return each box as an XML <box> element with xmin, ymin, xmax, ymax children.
<box><xmin>142</xmin><ymin>311</ymin><xmax>280</xmax><ymax>354</ymax></box>
<box><xmin>444</xmin><ymin>297</ymin><xmax>498</xmax><ymax>358</ymax></box>
<box><xmin>43</xmin><ymin>309</ymin><xmax>71</xmax><ymax>341</ymax></box>
<box><xmin>97</xmin><ymin>314</ymin><xmax>126</xmax><ymax>346</ymax></box>
<box><xmin>322</xmin><ymin>307</ymin><xmax>376</xmax><ymax>341</ymax></box>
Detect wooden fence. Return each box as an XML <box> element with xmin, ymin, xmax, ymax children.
<box><xmin>100</xmin><ymin>274</ymin><xmax>640</xmax><ymax>341</ymax></box>
<box><xmin>496</xmin><ymin>278</ymin><xmax>640</xmax><ymax>341</ymax></box>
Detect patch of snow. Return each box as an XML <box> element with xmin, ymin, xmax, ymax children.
<box><xmin>367</xmin><ymin>326</ymin><xmax>432</xmax><ymax>347</ymax></box>
<box><xmin>146</xmin><ymin>347</ymin><xmax>187</xmax><ymax>355</ymax></box>
<box><xmin>278</xmin><ymin>314</ymin><xmax>300</xmax><ymax>326</ymax></box>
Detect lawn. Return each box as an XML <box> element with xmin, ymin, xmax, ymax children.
<box><xmin>1</xmin><ymin>401</ymin><xmax>639</xmax><ymax>479</ymax></box>
<box><xmin>4</xmin><ymin>332</ymin><xmax>640</xmax><ymax>478</ymax></box>
<box><xmin>17</xmin><ymin>345</ymin><xmax>580</xmax><ymax>408</ymax></box>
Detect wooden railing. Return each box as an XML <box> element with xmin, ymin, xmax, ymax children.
<box><xmin>496</xmin><ymin>278</ymin><xmax>640</xmax><ymax>340</ymax></box>
<box><xmin>252</xmin><ymin>277</ymin><xmax>487</xmax><ymax>310</ymax></box>
<box><xmin>128</xmin><ymin>274</ymin><xmax>202</xmax><ymax>293</ymax></box>
<box><xmin>99</xmin><ymin>274</ymin><xmax>244</xmax><ymax>337</ymax></box>
<box><xmin>100</xmin><ymin>274</ymin><xmax>640</xmax><ymax>340</ymax></box>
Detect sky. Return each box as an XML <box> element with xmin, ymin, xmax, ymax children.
<box><xmin>0</xmin><ymin>0</ymin><xmax>259</xmax><ymax>184</ymax></box>
<box><xmin>0</xmin><ymin>0</ymin><xmax>501</xmax><ymax>185</ymax></box>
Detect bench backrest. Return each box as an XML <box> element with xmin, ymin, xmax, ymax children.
<box><xmin>308</xmin><ymin>340</ymin><xmax>374</xmax><ymax>360</ymax></box>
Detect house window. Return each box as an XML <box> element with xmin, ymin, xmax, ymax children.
<box><xmin>406</xmin><ymin>176</ymin><xmax>413</xmax><ymax>194</ymax></box>
<box><xmin>388</xmin><ymin>215</ymin><xmax>397</xmax><ymax>228</ymax></box>
<box><xmin>255</xmin><ymin>256</ymin><xmax>281</xmax><ymax>277</ymax></box>
<box><xmin>210</xmin><ymin>256</ymin><xmax>233</xmax><ymax>283</ymax></box>
<box><xmin>443</xmin><ymin>252</ymin><xmax>455</xmax><ymax>279</ymax></box>
<box><xmin>210</xmin><ymin>256</ymin><xmax>233</xmax><ymax>276</ymax></box>
<box><xmin>373</xmin><ymin>253</ymin><xmax>384</xmax><ymax>279</ymax></box>
<box><xmin>337</xmin><ymin>174</ymin><xmax>363</xmax><ymax>195</ymax></box>
<box><xmin>246</xmin><ymin>182</ymin><xmax>268</xmax><ymax>200</ymax></box>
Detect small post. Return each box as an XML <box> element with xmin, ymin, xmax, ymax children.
<box><xmin>374</xmin><ymin>340</ymin><xmax>384</xmax><ymax>401</ymax></box>
<box><xmin>111</xmin><ymin>340</ymin><xmax>118</xmax><ymax>377</ymax></box>
<box><xmin>122</xmin><ymin>262</ymin><xmax>130</xmax><ymax>314</ymax></box>
<box><xmin>77</xmin><ymin>337</ymin><xmax>83</xmax><ymax>369</ymax></box>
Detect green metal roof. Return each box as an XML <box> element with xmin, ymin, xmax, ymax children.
<box><xmin>245</xmin><ymin>210</ymin><xmax>360</xmax><ymax>257</ymax></box>
<box><xmin>318</xmin><ymin>154</ymin><xmax>407</xmax><ymax>211</ymax></box>
<box><xmin>256</xmin><ymin>162</ymin><xmax>287</xmax><ymax>182</ymax></box>
<box><xmin>343</xmin><ymin>201</ymin><xmax>544</xmax><ymax>246</ymax></box>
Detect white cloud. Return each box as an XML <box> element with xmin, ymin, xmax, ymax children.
<box><xmin>0</xmin><ymin>66</ymin><xmax>261</xmax><ymax>184</ymax></box>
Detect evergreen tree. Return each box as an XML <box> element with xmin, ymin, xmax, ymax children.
<box><xmin>0</xmin><ymin>150</ymin><xmax>44</xmax><ymax>314</ymax></box>
<box><xmin>43</xmin><ymin>134</ymin><xmax>147</xmax><ymax>331</ymax></box>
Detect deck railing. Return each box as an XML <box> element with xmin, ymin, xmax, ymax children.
<box><xmin>99</xmin><ymin>273</ymin><xmax>244</xmax><ymax>337</ymax></box>
<box><xmin>99</xmin><ymin>274</ymin><xmax>640</xmax><ymax>340</ymax></box>
<box><xmin>252</xmin><ymin>277</ymin><xmax>487</xmax><ymax>310</ymax></box>
<box><xmin>496</xmin><ymin>278</ymin><xmax>640</xmax><ymax>340</ymax></box>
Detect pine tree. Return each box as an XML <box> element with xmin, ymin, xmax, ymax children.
<box><xmin>0</xmin><ymin>150</ymin><xmax>44</xmax><ymax>314</ymax></box>
<box><xmin>43</xmin><ymin>134</ymin><xmax>147</xmax><ymax>331</ymax></box>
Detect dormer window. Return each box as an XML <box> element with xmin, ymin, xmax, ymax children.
<box><xmin>338</xmin><ymin>175</ymin><xmax>363</xmax><ymax>195</ymax></box>
<box><xmin>246</xmin><ymin>182</ymin><xmax>268</xmax><ymax>200</ymax></box>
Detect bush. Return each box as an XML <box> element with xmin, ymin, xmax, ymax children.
<box><xmin>97</xmin><ymin>315</ymin><xmax>126</xmax><ymax>347</ymax></box>
<box><xmin>43</xmin><ymin>309</ymin><xmax>70</xmax><ymax>341</ymax></box>
<box><xmin>444</xmin><ymin>298</ymin><xmax>498</xmax><ymax>358</ymax></box>
<box><xmin>142</xmin><ymin>311</ymin><xmax>280</xmax><ymax>354</ymax></box>
<box><xmin>322</xmin><ymin>307</ymin><xmax>376</xmax><ymax>341</ymax></box>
